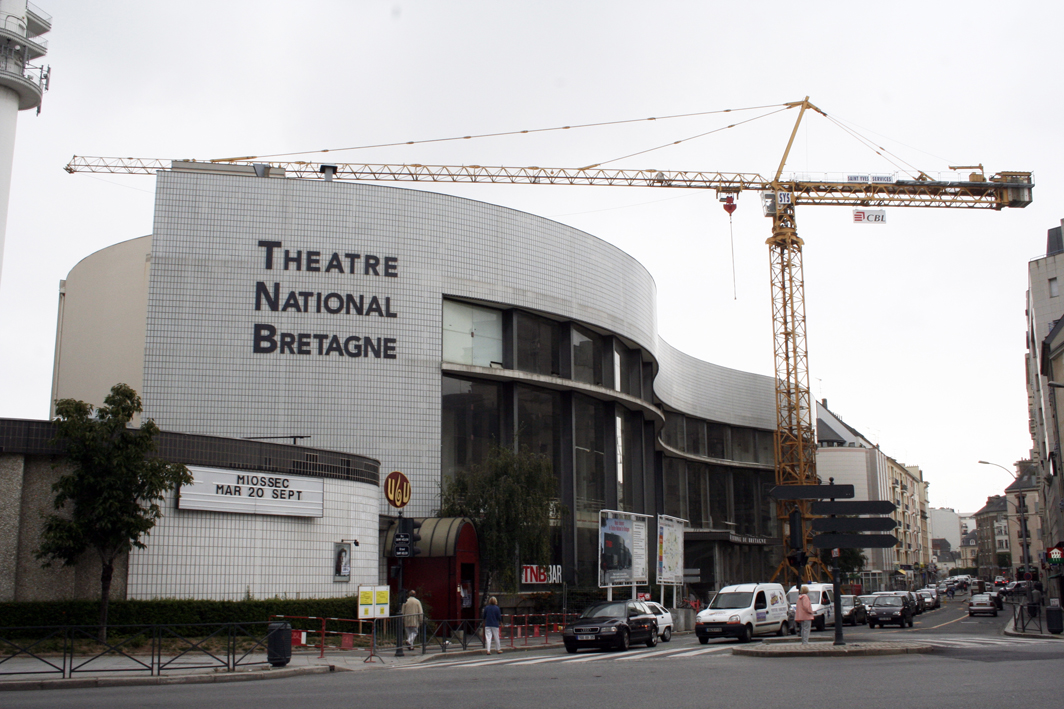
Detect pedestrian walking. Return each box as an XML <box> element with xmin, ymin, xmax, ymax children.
<box><xmin>402</xmin><ymin>590</ymin><xmax>423</xmax><ymax>650</ymax></box>
<box><xmin>795</xmin><ymin>585</ymin><xmax>814</xmax><ymax>645</ymax></box>
<box><xmin>483</xmin><ymin>596</ymin><xmax>502</xmax><ymax>655</ymax></box>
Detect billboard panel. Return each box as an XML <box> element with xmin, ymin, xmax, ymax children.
<box><xmin>599</xmin><ymin>510</ymin><xmax>650</xmax><ymax>587</ymax></box>
<box><xmin>657</xmin><ymin>515</ymin><xmax>686</xmax><ymax>585</ymax></box>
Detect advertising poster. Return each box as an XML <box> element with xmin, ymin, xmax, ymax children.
<box><xmin>333</xmin><ymin>542</ymin><xmax>351</xmax><ymax>582</ymax></box>
<box><xmin>598</xmin><ymin>510</ymin><xmax>650</xmax><ymax>587</ymax></box>
<box><xmin>656</xmin><ymin>515</ymin><xmax>685</xmax><ymax>585</ymax></box>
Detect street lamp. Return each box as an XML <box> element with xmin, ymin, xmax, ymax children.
<box><xmin>977</xmin><ymin>461</ymin><xmax>1035</xmax><ymax>606</ymax></box>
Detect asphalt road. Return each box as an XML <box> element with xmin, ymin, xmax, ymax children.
<box><xmin>6</xmin><ymin>596</ymin><xmax>1062</xmax><ymax>709</ymax></box>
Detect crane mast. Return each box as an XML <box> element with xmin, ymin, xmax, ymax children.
<box><xmin>63</xmin><ymin>100</ymin><xmax>1033</xmax><ymax>588</ymax></box>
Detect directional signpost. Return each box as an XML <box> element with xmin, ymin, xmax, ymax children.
<box><xmin>769</xmin><ymin>479</ymin><xmax>898</xmax><ymax>646</ymax></box>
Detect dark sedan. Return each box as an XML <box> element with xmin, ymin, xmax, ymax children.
<box><xmin>563</xmin><ymin>600</ymin><xmax>658</xmax><ymax>653</ymax></box>
<box><xmin>867</xmin><ymin>595</ymin><xmax>913</xmax><ymax>628</ymax></box>
<box><xmin>839</xmin><ymin>595</ymin><xmax>867</xmax><ymax>626</ymax></box>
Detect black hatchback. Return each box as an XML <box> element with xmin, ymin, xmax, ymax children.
<box><xmin>563</xmin><ymin>600</ymin><xmax>658</xmax><ymax>653</ymax></box>
<box><xmin>867</xmin><ymin>595</ymin><xmax>913</xmax><ymax>628</ymax></box>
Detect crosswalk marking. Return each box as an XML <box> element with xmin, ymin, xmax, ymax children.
<box><xmin>396</xmin><ymin>643</ymin><xmax>734</xmax><ymax>670</ymax></box>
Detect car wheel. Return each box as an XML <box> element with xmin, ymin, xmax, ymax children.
<box><xmin>616</xmin><ymin>629</ymin><xmax>630</xmax><ymax>651</ymax></box>
<box><xmin>814</xmin><ymin>616</ymin><xmax>825</xmax><ymax>632</ymax></box>
<box><xmin>907</xmin><ymin>616</ymin><xmax>914</xmax><ymax>628</ymax></box>
<box><xmin>565</xmin><ymin>643</ymin><xmax>577</xmax><ymax>654</ymax></box>
<box><xmin>646</xmin><ymin>629</ymin><xmax>659</xmax><ymax>648</ymax></box>
<box><xmin>737</xmin><ymin>624</ymin><xmax>753</xmax><ymax>644</ymax></box>
<box><xmin>993</xmin><ymin>611</ymin><xmax>998</xmax><ymax>617</ymax></box>
<box><xmin>777</xmin><ymin>622</ymin><xmax>787</xmax><ymax>637</ymax></box>
<box><xmin>698</xmin><ymin>636</ymin><xmax>709</xmax><ymax>645</ymax></box>
<box><xmin>869</xmin><ymin>622</ymin><xmax>876</xmax><ymax>629</ymax></box>
<box><xmin>662</xmin><ymin>627</ymin><xmax>672</xmax><ymax>642</ymax></box>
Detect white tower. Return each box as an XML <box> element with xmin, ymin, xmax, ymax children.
<box><xmin>0</xmin><ymin>0</ymin><xmax>49</xmax><ymax>285</ymax></box>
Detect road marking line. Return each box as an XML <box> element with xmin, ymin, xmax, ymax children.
<box><xmin>929</xmin><ymin>615</ymin><xmax>969</xmax><ymax>629</ymax></box>
<box><xmin>667</xmin><ymin>646</ymin><xmax>734</xmax><ymax>657</ymax></box>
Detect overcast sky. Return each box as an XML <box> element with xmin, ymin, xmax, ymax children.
<box><xmin>2</xmin><ymin>0</ymin><xmax>1061</xmax><ymax>514</ymax></box>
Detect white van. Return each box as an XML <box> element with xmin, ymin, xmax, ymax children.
<box><xmin>695</xmin><ymin>583</ymin><xmax>789</xmax><ymax>643</ymax></box>
<box><xmin>787</xmin><ymin>583</ymin><xmax>836</xmax><ymax>630</ymax></box>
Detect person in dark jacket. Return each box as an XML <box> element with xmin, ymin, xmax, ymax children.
<box><xmin>483</xmin><ymin>596</ymin><xmax>502</xmax><ymax>654</ymax></box>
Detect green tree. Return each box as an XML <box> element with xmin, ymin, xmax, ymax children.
<box><xmin>36</xmin><ymin>384</ymin><xmax>192</xmax><ymax>639</ymax></box>
<box><xmin>438</xmin><ymin>445</ymin><xmax>561</xmax><ymax>600</ymax></box>
<box><xmin>817</xmin><ymin>547</ymin><xmax>866</xmax><ymax>577</ymax></box>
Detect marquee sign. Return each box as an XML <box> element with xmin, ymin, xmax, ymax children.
<box><xmin>178</xmin><ymin>465</ymin><xmax>324</xmax><ymax>517</ymax></box>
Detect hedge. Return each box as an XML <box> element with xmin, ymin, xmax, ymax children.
<box><xmin>0</xmin><ymin>597</ymin><xmax>362</xmax><ymax>630</ymax></box>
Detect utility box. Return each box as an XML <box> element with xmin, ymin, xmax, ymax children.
<box><xmin>267</xmin><ymin>621</ymin><xmax>292</xmax><ymax>667</ymax></box>
<box><xmin>1046</xmin><ymin>606</ymin><xmax>1062</xmax><ymax>634</ymax></box>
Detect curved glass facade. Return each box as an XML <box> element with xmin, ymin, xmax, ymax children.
<box><xmin>441</xmin><ymin>298</ymin><xmax>779</xmax><ymax>595</ymax></box>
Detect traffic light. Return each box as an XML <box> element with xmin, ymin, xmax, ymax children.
<box><xmin>787</xmin><ymin>551</ymin><xmax>808</xmax><ymax>569</ymax></box>
<box><xmin>409</xmin><ymin>518</ymin><xmax>422</xmax><ymax>557</ymax></box>
<box><xmin>788</xmin><ymin>508</ymin><xmax>803</xmax><ymax>551</ymax></box>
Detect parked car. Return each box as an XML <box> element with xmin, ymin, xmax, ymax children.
<box><xmin>696</xmin><ymin>583</ymin><xmax>790</xmax><ymax>643</ymax></box>
<box><xmin>1006</xmin><ymin>581</ymin><xmax>1032</xmax><ymax>598</ymax></box>
<box><xmin>968</xmin><ymin>593</ymin><xmax>998</xmax><ymax>617</ymax></box>
<box><xmin>917</xmin><ymin>591</ymin><xmax>936</xmax><ymax>611</ymax></box>
<box><xmin>839</xmin><ymin>595</ymin><xmax>867</xmax><ymax>626</ymax></box>
<box><xmin>858</xmin><ymin>594</ymin><xmax>878</xmax><ymax>610</ymax></box>
<box><xmin>562</xmin><ymin>600</ymin><xmax>658</xmax><ymax>653</ymax></box>
<box><xmin>918</xmin><ymin>587</ymin><xmax>941</xmax><ymax>608</ymax></box>
<box><xmin>644</xmin><ymin>601</ymin><xmax>674</xmax><ymax>642</ymax></box>
<box><xmin>867</xmin><ymin>595</ymin><xmax>914</xmax><ymax>628</ymax></box>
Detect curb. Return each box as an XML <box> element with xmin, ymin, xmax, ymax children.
<box><xmin>0</xmin><ymin>664</ymin><xmax>335</xmax><ymax>692</ymax></box>
<box><xmin>417</xmin><ymin>641</ymin><xmax>567</xmax><ymax>663</ymax></box>
<box><xmin>732</xmin><ymin>642</ymin><xmax>934</xmax><ymax>658</ymax></box>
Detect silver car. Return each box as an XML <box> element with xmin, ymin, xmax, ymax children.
<box><xmin>643</xmin><ymin>601</ymin><xmax>674</xmax><ymax>642</ymax></box>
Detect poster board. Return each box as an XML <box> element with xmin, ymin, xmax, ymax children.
<box><xmin>598</xmin><ymin>509</ymin><xmax>650</xmax><ymax>588</ymax></box>
<box><xmin>656</xmin><ymin>515</ymin><xmax>686</xmax><ymax>585</ymax></box>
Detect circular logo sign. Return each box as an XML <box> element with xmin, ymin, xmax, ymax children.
<box><xmin>384</xmin><ymin>471</ymin><xmax>411</xmax><ymax>509</ymax></box>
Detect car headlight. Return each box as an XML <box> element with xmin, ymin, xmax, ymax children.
<box><xmin>601</xmin><ymin>626</ymin><xmax>617</xmax><ymax>634</ymax></box>
<box><xmin>563</xmin><ymin>628</ymin><xmax>574</xmax><ymax>636</ymax></box>
<box><xmin>892</xmin><ymin>612</ymin><xmax>900</xmax><ymax>616</ymax></box>
<box><xmin>728</xmin><ymin>615</ymin><xmax>741</xmax><ymax>623</ymax></box>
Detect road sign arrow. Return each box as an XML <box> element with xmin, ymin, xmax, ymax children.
<box><xmin>811</xmin><ymin>517</ymin><xmax>898</xmax><ymax>533</ymax></box>
<box><xmin>812</xmin><ymin>533</ymin><xmax>898</xmax><ymax>549</ymax></box>
<box><xmin>769</xmin><ymin>484</ymin><xmax>855</xmax><ymax>500</ymax></box>
<box><xmin>810</xmin><ymin>500</ymin><xmax>896</xmax><ymax>516</ymax></box>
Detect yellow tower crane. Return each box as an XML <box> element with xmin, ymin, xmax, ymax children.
<box><xmin>64</xmin><ymin>98</ymin><xmax>1033</xmax><ymax>588</ymax></box>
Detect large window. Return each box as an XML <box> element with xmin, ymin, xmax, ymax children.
<box><xmin>441</xmin><ymin>376</ymin><xmax>501</xmax><ymax>481</ymax></box>
<box><xmin>572</xmin><ymin>325</ymin><xmax>603</xmax><ymax>386</ymax></box>
<box><xmin>516</xmin><ymin>386</ymin><xmax>562</xmax><ymax>488</ymax></box>
<box><xmin>574</xmin><ymin>394</ymin><xmax>606</xmax><ymax>515</ymax></box>
<box><xmin>709</xmin><ymin>467</ymin><xmax>731</xmax><ymax>529</ymax></box>
<box><xmin>443</xmin><ymin>300</ymin><xmax>503</xmax><ymax>367</ymax></box>
<box><xmin>688</xmin><ymin>462</ymin><xmax>710</xmax><ymax>527</ymax></box>
<box><xmin>686</xmin><ymin>418</ymin><xmax>706</xmax><ymax>456</ymax></box>
<box><xmin>664</xmin><ymin>457</ymin><xmax>685</xmax><ymax>519</ymax></box>
<box><xmin>621</xmin><ymin>410</ymin><xmax>644</xmax><ymax>513</ymax></box>
<box><xmin>662</xmin><ymin>412</ymin><xmax>684</xmax><ymax>450</ymax></box>
<box><xmin>706</xmin><ymin>423</ymin><xmax>727</xmax><ymax>459</ymax></box>
<box><xmin>516</xmin><ymin>311</ymin><xmax>561</xmax><ymax>376</ymax></box>
<box><xmin>731</xmin><ymin>427</ymin><xmax>756</xmax><ymax>462</ymax></box>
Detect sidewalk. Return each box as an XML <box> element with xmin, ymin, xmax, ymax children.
<box><xmin>0</xmin><ymin>638</ymin><xmax>566</xmax><ymax>692</ymax></box>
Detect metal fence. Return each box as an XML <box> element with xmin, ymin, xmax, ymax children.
<box><xmin>1011</xmin><ymin>601</ymin><xmax>1043</xmax><ymax>633</ymax></box>
<box><xmin>0</xmin><ymin>621</ymin><xmax>278</xmax><ymax>679</ymax></box>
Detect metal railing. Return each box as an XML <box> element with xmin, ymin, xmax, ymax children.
<box><xmin>0</xmin><ymin>621</ymin><xmax>278</xmax><ymax>679</ymax></box>
<box><xmin>1012</xmin><ymin>601</ymin><xmax>1043</xmax><ymax>633</ymax></box>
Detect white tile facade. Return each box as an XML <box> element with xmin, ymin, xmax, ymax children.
<box><xmin>130</xmin><ymin>170</ymin><xmax>777</xmax><ymax>598</ymax></box>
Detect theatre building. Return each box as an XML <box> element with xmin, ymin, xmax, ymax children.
<box><xmin>34</xmin><ymin>161</ymin><xmax>781</xmax><ymax>603</ymax></box>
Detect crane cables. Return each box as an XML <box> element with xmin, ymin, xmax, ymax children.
<box><xmin>208</xmin><ymin>103</ymin><xmax>791</xmax><ymax>164</ymax></box>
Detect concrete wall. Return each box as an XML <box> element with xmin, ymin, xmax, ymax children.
<box><xmin>50</xmin><ymin>235</ymin><xmax>152</xmax><ymax>418</ymax></box>
<box><xmin>0</xmin><ymin>453</ymin><xmax>128</xmax><ymax>602</ymax></box>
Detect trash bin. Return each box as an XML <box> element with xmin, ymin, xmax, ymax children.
<box><xmin>267</xmin><ymin>621</ymin><xmax>292</xmax><ymax>667</ymax></box>
<box><xmin>1046</xmin><ymin>606</ymin><xmax>1063</xmax><ymax>635</ymax></box>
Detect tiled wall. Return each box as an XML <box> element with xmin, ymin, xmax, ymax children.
<box><xmin>143</xmin><ymin>173</ymin><xmax>675</xmax><ymax>519</ymax></box>
<box><xmin>127</xmin><ymin>477</ymin><xmax>378</xmax><ymax>600</ymax></box>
